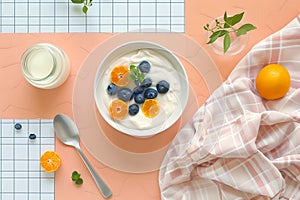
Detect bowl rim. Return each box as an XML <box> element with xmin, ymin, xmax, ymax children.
<box><xmin>93</xmin><ymin>40</ymin><xmax>189</xmax><ymax>137</ymax></box>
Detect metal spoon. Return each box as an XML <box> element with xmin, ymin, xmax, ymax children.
<box><xmin>53</xmin><ymin>114</ymin><xmax>112</xmax><ymax>198</ymax></box>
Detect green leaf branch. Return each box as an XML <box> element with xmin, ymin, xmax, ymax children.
<box><xmin>204</xmin><ymin>11</ymin><xmax>256</xmax><ymax>54</ymax></box>
<box><xmin>71</xmin><ymin>0</ymin><xmax>92</xmax><ymax>14</ymax></box>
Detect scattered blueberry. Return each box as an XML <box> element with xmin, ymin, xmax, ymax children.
<box><xmin>133</xmin><ymin>86</ymin><xmax>144</xmax><ymax>94</ymax></box>
<box><xmin>141</xmin><ymin>78</ymin><xmax>152</xmax><ymax>88</ymax></box>
<box><xmin>128</xmin><ymin>104</ymin><xmax>139</xmax><ymax>116</ymax></box>
<box><xmin>156</xmin><ymin>80</ymin><xmax>170</xmax><ymax>94</ymax></box>
<box><xmin>144</xmin><ymin>88</ymin><xmax>158</xmax><ymax>99</ymax></box>
<box><xmin>138</xmin><ymin>61</ymin><xmax>151</xmax><ymax>73</ymax></box>
<box><xmin>14</xmin><ymin>123</ymin><xmax>22</xmax><ymax>130</ymax></box>
<box><xmin>134</xmin><ymin>93</ymin><xmax>145</xmax><ymax>104</ymax></box>
<box><xmin>29</xmin><ymin>133</ymin><xmax>37</xmax><ymax>140</ymax></box>
<box><xmin>107</xmin><ymin>83</ymin><xmax>118</xmax><ymax>95</ymax></box>
<box><xmin>117</xmin><ymin>88</ymin><xmax>133</xmax><ymax>102</ymax></box>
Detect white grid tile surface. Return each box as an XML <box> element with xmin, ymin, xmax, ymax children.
<box><xmin>0</xmin><ymin>119</ymin><xmax>55</xmax><ymax>200</ymax></box>
<box><xmin>0</xmin><ymin>0</ymin><xmax>185</xmax><ymax>33</ymax></box>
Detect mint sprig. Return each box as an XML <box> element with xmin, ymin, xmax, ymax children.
<box><xmin>204</xmin><ymin>11</ymin><xmax>256</xmax><ymax>54</ymax></box>
<box><xmin>128</xmin><ymin>65</ymin><xmax>145</xmax><ymax>84</ymax></box>
<box><xmin>71</xmin><ymin>0</ymin><xmax>92</xmax><ymax>14</ymax></box>
<box><xmin>72</xmin><ymin>171</ymin><xmax>83</xmax><ymax>185</ymax></box>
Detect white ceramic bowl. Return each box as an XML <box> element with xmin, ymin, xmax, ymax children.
<box><xmin>94</xmin><ymin>41</ymin><xmax>189</xmax><ymax>137</ymax></box>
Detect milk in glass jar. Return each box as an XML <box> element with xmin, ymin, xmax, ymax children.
<box><xmin>20</xmin><ymin>43</ymin><xmax>70</xmax><ymax>89</ymax></box>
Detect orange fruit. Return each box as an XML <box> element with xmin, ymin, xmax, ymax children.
<box><xmin>142</xmin><ymin>99</ymin><xmax>160</xmax><ymax>118</ymax></box>
<box><xmin>40</xmin><ymin>151</ymin><xmax>61</xmax><ymax>172</ymax></box>
<box><xmin>109</xmin><ymin>99</ymin><xmax>128</xmax><ymax>119</ymax></box>
<box><xmin>255</xmin><ymin>64</ymin><xmax>290</xmax><ymax>100</ymax></box>
<box><xmin>110</xmin><ymin>66</ymin><xmax>130</xmax><ymax>86</ymax></box>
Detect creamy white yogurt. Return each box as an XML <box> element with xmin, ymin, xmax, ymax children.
<box><xmin>100</xmin><ymin>49</ymin><xmax>183</xmax><ymax>131</ymax></box>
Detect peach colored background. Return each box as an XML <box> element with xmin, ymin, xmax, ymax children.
<box><xmin>0</xmin><ymin>0</ymin><xmax>300</xmax><ymax>199</ymax></box>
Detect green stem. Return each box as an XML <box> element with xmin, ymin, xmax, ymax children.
<box><xmin>208</xmin><ymin>21</ymin><xmax>237</xmax><ymax>34</ymax></box>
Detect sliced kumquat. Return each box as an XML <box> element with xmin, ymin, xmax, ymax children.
<box><xmin>110</xmin><ymin>66</ymin><xmax>130</xmax><ymax>87</ymax></box>
<box><xmin>142</xmin><ymin>99</ymin><xmax>160</xmax><ymax>118</ymax></box>
<box><xmin>109</xmin><ymin>99</ymin><xmax>128</xmax><ymax>119</ymax></box>
<box><xmin>40</xmin><ymin>151</ymin><xmax>61</xmax><ymax>172</ymax></box>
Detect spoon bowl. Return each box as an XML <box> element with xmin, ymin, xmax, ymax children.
<box><xmin>53</xmin><ymin>114</ymin><xmax>112</xmax><ymax>198</ymax></box>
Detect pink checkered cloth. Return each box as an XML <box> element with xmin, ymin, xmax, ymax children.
<box><xmin>159</xmin><ymin>16</ymin><xmax>300</xmax><ymax>199</ymax></box>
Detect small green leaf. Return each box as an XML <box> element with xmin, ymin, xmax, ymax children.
<box><xmin>207</xmin><ymin>30</ymin><xmax>227</xmax><ymax>44</ymax></box>
<box><xmin>132</xmin><ymin>69</ymin><xmax>139</xmax><ymax>75</ymax></box>
<box><xmin>223</xmin><ymin>11</ymin><xmax>228</xmax><ymax>21</ymax></box>
<box><xmin>72</xmin><ymin>171</ymin><xmax>79</xmax><ymax>176</ymax></box>
<box><xmin>130</xmin><ymin>65</ymin><xmax>136</xmax><ymax>70</ymax></box>
<box><xmin>71</xmin><ymin>0</ymin><xmax>84</xmax><ymax>4</ymax></box>
<box><xmin>72</xmin><ymin>174</ymin><xmax>80</xmax><ymax>181</ymax></box>
<box><xmin>71</xmin><ymin>171</ymin><xmax>81</xmax><ymax>181</ymax></box>
<box><xmin>82</xmin><ymin>5</ymin><xmax>88</xmax><ymax>14</ymax></box>
<box><xmin>75</xmin><ymin>178</ymin><xmax>83</xmax><ymax>185</ymax></box>
<box><xmin>128</xmin><ymin>74</ymin><xmax>136</xmax><ymax>81</ymax></box>
<box><xmin>223</xmin><ymin>32</ymin><xmax>231</xmax><ymax>54</ymax></box>
<box><xmin>236</xmin><ymin>23</ymin><xmax>257</xmax><ymax>36</ymax></box>
<box><xmin>138</xmin><ymin>74</ymin><xmax>145</xmax><ymax>83</ymax></box>
<box><xmin>224</xmin><ymin>12</ymin><xmax>244</xmax><ymax>28</ymax></box>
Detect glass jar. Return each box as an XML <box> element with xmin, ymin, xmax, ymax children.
<box><xmin>206</xmin><ymin>17</ymin><xmax>249</xmax><ymax>56</ymax></box>
<box><xmin>20</xmin><ymin>43</ymin><xmax>70</xmax><ymax>89</ymax></box>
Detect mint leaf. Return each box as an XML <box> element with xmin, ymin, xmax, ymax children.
<box><xmin>138</xmin><ymin>74</ymin><xmax>145</xmax><ymax>83</ymax></box>
<box><xmin>236</xmin><ymin>23</ymin><xmax>257</xmax><ymax>36</ymax></box>
<box><xmin>71</xmin><ymin>0</ymin><xmax>84</xmax><ymax>4</ymax></box>
<box><xmin>129</xmin><ymin>64</ymin><xmax>146</xmax><ymax>84</ymax></box>
<box><xmin>130</xmin><ymin>65</ymin><xmax>136</xmax><ymax>70</ymax></box>
<box><xmin>71</xmin><ymin>171</ymin><xmax>80</xmax><ymax>181</ymax></box>
<box><xmin>223</xmin><ymin>32</ymin><xmax>231</xmax><ymax>53</ymax></box>
<box><xmin>75</xmin><ymin>178</ymin><xmax>83</xmax><ymax>185</ymax></box>
<box><xmin>128</xmin><ymin>74</ymin><xmax>136</xmax><ymax>81</ymax></box>
<box><xmin>224</xmin><ymin>12</ymin><xmax>244</xmax><ymax>28</ymax></box>
<box><xmin>72</xmin><ymin>171</ymin><xmax>79</xmax><ymax>176</ymax></box>
<box><xmin>207</xmin><ymin>30</ymin><xmax>227</xmax><ymax>44</ymax></box>
<box><xmin>132</xmin><ymin>69</ymin><xmax>139</xmax><ymax>75</ymax></box>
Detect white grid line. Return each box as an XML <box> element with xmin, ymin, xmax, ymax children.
<box><xmin>1</xmin><ymin>0</ymin><xmax>185</xmax><ymax>33</ymax></box>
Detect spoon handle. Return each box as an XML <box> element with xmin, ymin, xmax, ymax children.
<box><xmin>76</xmin><ymin>147</ymin><xmax>112</xmax><ymax>198</ymax></box>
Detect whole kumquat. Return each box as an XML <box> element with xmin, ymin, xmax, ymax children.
<box><xmin>255</xmin><ymin>64</ymin><xmax>290</xmax><ymax>100</ymax></box>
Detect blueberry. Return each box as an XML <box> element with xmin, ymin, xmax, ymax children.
<box><xmin>14</xmin><ymin>123</ymin><xmax>22</xmax><ymax>130</ymax></box>
<box><xmin>138</xmin><ymin>61</ymin><xmax>151</xmax><ymax>73</ymax></box>
<box><xmin>156</xmin><ymin>80</ymin><xmax>170</xmax><ymax>94</ymax></box>
<box><xmin>117</xmin><ymin>88</ymin><xmax>133</xmax><ymax>102</ymax></box>
<box><xmin>144</xmin><ymin>88</ymin><xmax>158</xmax><ymax>99</ymax></box>
<box><xmin>29</xmin><ymin>133</ymin><xmax>37</xmax><ymax>140</ymax></box>
<box><xmin>141</xmin><ymin>78</ymin><xmax>152</xmax><ymax>88</ymax></box>
<box><xmin>134</xmin><ymin>93</ymin><xmax>145</xmax><ymax>104</ymax></box>
<box><xmin>107</xmin><ymin>83</ymin><xmax>118</xmax><ymax>95</ymax></box>
<box><xmin>133</xmin><ymin>86</ymin><xmax>144</xmax><ymax>94</ymax></box>
<box><xmin>128</xmin><ymin>104</ymin><xmax>139</xmax><ymax>116</ymax></box>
